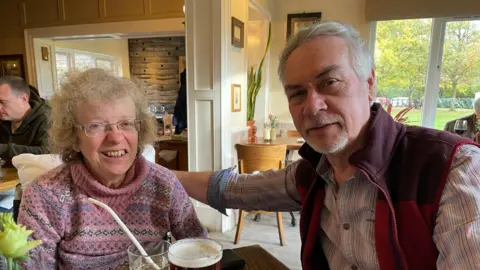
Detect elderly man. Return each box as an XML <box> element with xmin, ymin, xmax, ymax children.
<box><xmin>0</xmin><ymin>76</ymin><xmax>49</xmax><ymax>211</ymax></box>
<box><xmin>444</xmin><ymin>97</ymin><xmax>480</xmax><ymax>142</ymax></box>
<box><xmin>175</xmin><ymin>21</ymin><xmax>480</xmax><ymax>270</ymax></box>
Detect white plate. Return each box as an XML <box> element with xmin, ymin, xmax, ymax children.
<box><xmin>296</xmin><ymin>138</ymin><xmax>305</xmax><ymax>143</ymax></box>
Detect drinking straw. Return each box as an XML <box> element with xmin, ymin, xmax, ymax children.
<box><xmin>88</xmin><ymin>198</ymin><xmax>161</xmax><ymax>270</ymax></box>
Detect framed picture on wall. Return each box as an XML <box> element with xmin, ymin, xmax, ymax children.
<box><xmin>0</xmin><ymin>55</ymin><xmax>25</xmax><ymax>79</ymax></box>
<box><xmin>286</xmin><ymin>12</ymin><xmax>322</xmax><ymax>40</ymax></box>
<box><xmin>231</xmin><ymin>84</ymin><xmax>241</xmax><ymax>112</ymax></box>
<box><xmin>231</xmin><ymin>17</ymin><xmax>245</xmax><ymax>48</ymax></box>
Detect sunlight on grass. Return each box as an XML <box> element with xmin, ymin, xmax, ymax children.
<box><xmin>390</xmin><ymin>107</ymin><xmax>473</xmax><ymax>130</ymax></box>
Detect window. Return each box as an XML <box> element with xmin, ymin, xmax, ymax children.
<box><xmin>436</xmin><ymin>20</ymin><xmax>480</xmax><ymax>129</ymax></box>
<box><xmin>73</xmin><ymin>53</ymin><xmax>95</xmax><ymax>71</ymax></box>
<box><xmin>55</xmin><ymin>52</ymin><xmax>70</xmax><ymax>87</ymax></box>
<box><xmin>54</xmin><ymin>48</ymin><xmax>121</xmax><ymax>88</ymax></box>
<box><xmin>375</xmin><ymin>19</ymin><xmax>432</xmax><ymax>127</ymax></box>
<box><xmin>373</xmin><ymin>18</ymin><xmax>480</xmax><ymax>130</ymax></box>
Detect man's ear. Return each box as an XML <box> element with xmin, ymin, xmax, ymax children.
<box><xmin>20</xmin><ymin>93</ymin><xmax>29</xmax><ymax>103</ymax></box>
<box><xmin>367</xmin><ymin>68</ymin><xmax>376</xmax><ymax>102</ymax></box>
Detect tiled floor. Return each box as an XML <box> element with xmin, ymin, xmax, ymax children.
<box><xmin>209</xmin><ymin>211</ymin><xmax>302</xmax><ymax>270</ymax></box>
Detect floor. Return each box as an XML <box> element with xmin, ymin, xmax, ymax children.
<box><xmin>209</xmin><ymin>212</ymin><xmax>302</xmax><ymax>270</ymax></box>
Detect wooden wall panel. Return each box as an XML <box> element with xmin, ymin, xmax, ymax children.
<box><xmin>23</xmin><ymin>0</ymin><xmax>60</xmax><ymax>25</ymax></box>
<box><xmin>64</xmin><ymin>0</ymin><xmax>101</xmax><ymax>21</ymax></box>
<box><xmin>0</xmin><ymin>1</ymin><xmax>23</xmax><ymax>27</ymax></box>
<box><xmin>129</xmin><ymin>36</ymin><xmax>185</xmax><ymax>113</ymax></box>
<box><xmin>150</xmin><ymin>0</ymin><xmax>184</xmax><ymax>16</ymax></box>
<box><xmin>104</xmin><ymin>0</ymin><xmax>145</xmax><ymax>18</ymax></box>
<box><xmin>0</xmin><ymin>0</ymin><xmax>183</xmax><ymax>84</ymax></box>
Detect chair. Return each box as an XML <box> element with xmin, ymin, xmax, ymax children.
<box><xmin>286</xmin><ymin>130</ymin><xmax>302</xmax><ymax>166</ymax></box>
<box><xmin>287</xmin><ymin>130</ymin><xmax>301</xmax><ymax>138</ymax></box>
<box><xmin>234</xmin><ymin>143</ymin><xmax>288</xmax><ymax>246</ymax></box>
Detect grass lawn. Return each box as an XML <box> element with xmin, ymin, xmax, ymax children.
<box><xmin>390</xmin><ymin>107</ymin><xmax>473</xmax><ymax>130</ymax></box>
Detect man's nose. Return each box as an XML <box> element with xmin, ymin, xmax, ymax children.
<box><xmin>303</xmin><ymin>86</ymin><xmax>327</xmax><ymax>116</ymax></box>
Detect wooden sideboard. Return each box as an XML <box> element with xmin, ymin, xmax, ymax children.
<box><xmin>155</xmin><ymin>139</ymin><xmax>188</xmax><ymax>171</ymax></box>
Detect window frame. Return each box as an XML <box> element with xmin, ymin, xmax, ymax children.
<box><xmin>54</xmin><ymin>47</ymin><xmax>122</xmax><ymax>88</ymax></box>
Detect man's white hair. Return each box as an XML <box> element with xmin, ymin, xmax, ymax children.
<box><xmin>278</xmin><ymin>21</ymin><xmax>374</xmax><ymax>84</ymax></box>
<box><xmin>474</xmin><ymin>97</ymin><xmax>480</xmax><ymax>113</ymax></box>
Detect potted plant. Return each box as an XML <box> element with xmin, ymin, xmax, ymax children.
<box><xmin>247</xmin><ymin>22</ymin><xmax>272</xmax><ymax>139</ymax></box>
<box><xmin>0</xmin><ymin>213</ymin><xmax>42</xmax><ymax>270</ymax></box>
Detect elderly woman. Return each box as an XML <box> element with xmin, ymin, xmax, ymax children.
<box><xmin>18</xmin><ymin>69</ymin><xmax>207</xmax><ymax>269</ymax></box>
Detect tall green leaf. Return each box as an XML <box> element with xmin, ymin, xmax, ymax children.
<box><xmin>247</xmin><ymin>22</ymin><xmax>272</xmax><ymax>121</ymax></box>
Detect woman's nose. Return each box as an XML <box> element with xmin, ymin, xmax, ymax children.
<box><xmin>105</xmin><ymin>124</ymin><xmax>124</xmax><ymax>142</ymax></box>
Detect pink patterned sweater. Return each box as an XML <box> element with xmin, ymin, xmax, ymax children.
<box><xmin>17</xmin><ymin>156</ymin><xmax>207</xmax><ymax>269</ymax></box>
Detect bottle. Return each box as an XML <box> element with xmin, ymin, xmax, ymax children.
<box><xmin>264</xmin><ymin>123</ymin><xmax>271</xmax><ymax>142</ymax></box>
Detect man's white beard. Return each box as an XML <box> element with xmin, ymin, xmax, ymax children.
<box><xmin>310</xmin><ymin>129</ymin><xmax>348</xmax><ymax>154</ymax></box>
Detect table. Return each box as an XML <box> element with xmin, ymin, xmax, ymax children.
<box><xmin>241</xmin><ymin>136</ymin><xmax>304</xmax><ymax>151</ymax></box>
<box><xmin>0</xmin><ymin>167</ymin><xmax>19</xmax><ymax>192</ymax></box>
<box><xmin>233</xmin><ymin>245</ymin><xmax>289</xmax><ymax>270</ymax></box>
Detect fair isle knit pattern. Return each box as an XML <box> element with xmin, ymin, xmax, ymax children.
<box><xmin>18</xmin><ymin>156</ymin><xmax>207</xmax><ymax>269</ymax></box>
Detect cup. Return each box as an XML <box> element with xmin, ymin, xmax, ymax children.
<box><xmin>168</xmin><ymin>238</ymin><xmax>223</xmax><ymax>270</ymax></box>
<box><xmin>128</xmin><ymin>241</ymin><xmax>170</xmax><ymax>270</ymax></box>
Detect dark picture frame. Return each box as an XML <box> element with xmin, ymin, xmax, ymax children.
<box><xmin>286</xmin><ymin>12</ymin><xmax>322</xmax><ymax>40</ymax></box>
<box><xmin>231</xmin><ymin>17</ymin><xmax>245</xmax><ymax>48</ymax></box>
<box><xmin>0</xmin><ymin>54</ymin><xmax>25</xmax><ymax>79</ymax></box>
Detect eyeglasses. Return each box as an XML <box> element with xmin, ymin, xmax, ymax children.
<box><xmin>76</xmin><ymin>119</ymin><xmax>141</xmax><ymax>137</ymax></box>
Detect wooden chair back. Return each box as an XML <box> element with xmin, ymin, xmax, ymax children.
<box><xmin>236</xmin><ymin>144</ymin><xmax>287</xmax><ymax>173</ymax></box>
<box><xmin>287</xmin><ymin>130</ymin><xmax>301</xmax><ymax>138</ymax></box>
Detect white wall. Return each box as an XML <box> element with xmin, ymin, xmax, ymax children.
<box><xmin>33</xmin><ymin>39</ymin><xmax>56</xmax><ymax>99</ymax></box>
<box><xmin>269</xmin><ymin>0</ymin><xmax>369</xmax><ymax>122</ymax></box>
<box><xmin>248</xmin><ymin>17</ymin><xmax>269</xmax><ymax>136</ymax></box>
<box><xmin>230</xmin><ymin>0</ymin><xmax>249</xmax><ymax>129</ymax></box>
<box><xmin>54</xmin><ymin>39</ymin><xmax>131</xmax><ymax>78</ymax></box>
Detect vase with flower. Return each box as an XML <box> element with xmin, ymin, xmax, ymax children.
<box><xmin>269</xmin><ymin>114</ymin><xmax>278</xmax><ymax>141</ymax></box>
<box><xmin>0</xmin><ymin>213</ymin><xmax>42</xmax><ymax>270</ymax></box>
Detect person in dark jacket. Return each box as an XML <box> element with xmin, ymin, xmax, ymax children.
<box><xmin>28</xmin><ymin>84</ymin><xmax>45</xmax><ymax>104</ymax></box>
<box><xmin>173</xmin><ymin>69</ymin><xmax>187</xmax><ymax>134</ymax></box>
<box><xmin>0</xmin><ymin>76</ymin><xmax>49</xmax><ymax>167</ymax></box>
<box><xmin>0</xmin><ymin>76</ymin><xmax>49</xmax><ymax>212</ymax></box>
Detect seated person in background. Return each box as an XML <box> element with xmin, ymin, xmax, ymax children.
<box><xmin>18</xmin><ymin>69</ymin><xmax>207</xmax><ymax>269</ymax></box>
<box><xmin>444</xmin><ymin>97</ymin><xmax>480</xmax><ymax>142</ymax></box>
<box><xmin>28</xmin><ymin>84</ymin><xmax>46</xmax><ymax>104</ymax></box>
<box><xmin>0</xmin><ymin>76</ymin><xmax>49</xmax><ymax>167</ymax></box>
<box><xmin>0</xmin><ymin>76</ymin><xmax>49</xmax><ymax>212</ymax></box>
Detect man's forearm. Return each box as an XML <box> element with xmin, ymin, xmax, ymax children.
<box><xmin>173</xmin><ymin>170</ymin><xmax>211</xmax><ymax>204</ymax></box>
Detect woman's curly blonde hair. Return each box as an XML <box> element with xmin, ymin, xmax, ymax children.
<box><xmin>49</xmin><ymin>68</ymin><xmax>157</xmax><ymax>163</ymax></box>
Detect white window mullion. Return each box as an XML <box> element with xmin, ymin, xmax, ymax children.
<box><xmin>368</xmin><ymin>21</ymin><xmax>377</xmax><ymax>55</ymax></box>
<box><xmin>421</xmin><ymin>18</ymin><xmax>446</xmax><ymax>128</ymax></box>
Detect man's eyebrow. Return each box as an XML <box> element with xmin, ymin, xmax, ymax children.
<box><xmin>315</xmin><ymin>65</ymin><xmax>340</xmax><ymax>79</ymax></box>
<box><xmin>284</xmin><ymin>65</ymin><xmax>340</xmax><ymax>92</ymax></box>
<box><xmin>284</xmin><ymin>84</ymin><xmax>303</xmax><ymax>92</ymax></box>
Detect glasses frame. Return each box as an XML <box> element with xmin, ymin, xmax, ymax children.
<box><xmin>75</xmin><ymin>119</ymin><xmax>142</xmax><ymax>137</ymax></box>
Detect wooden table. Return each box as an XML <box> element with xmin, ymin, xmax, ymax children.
<box><xmin>0</xmin><ymin>167</ymin><xmax>19</xmax><ymax>192</ymax></box>
<box><xmin>233</xmin><ymin>245</ymin><xmax>289</xmax><ymax>270</ymax></box>
<box><xmin>241</xmin><ymin>137</ymin><xmax>304</xmax><ymax>151</ymax></box>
